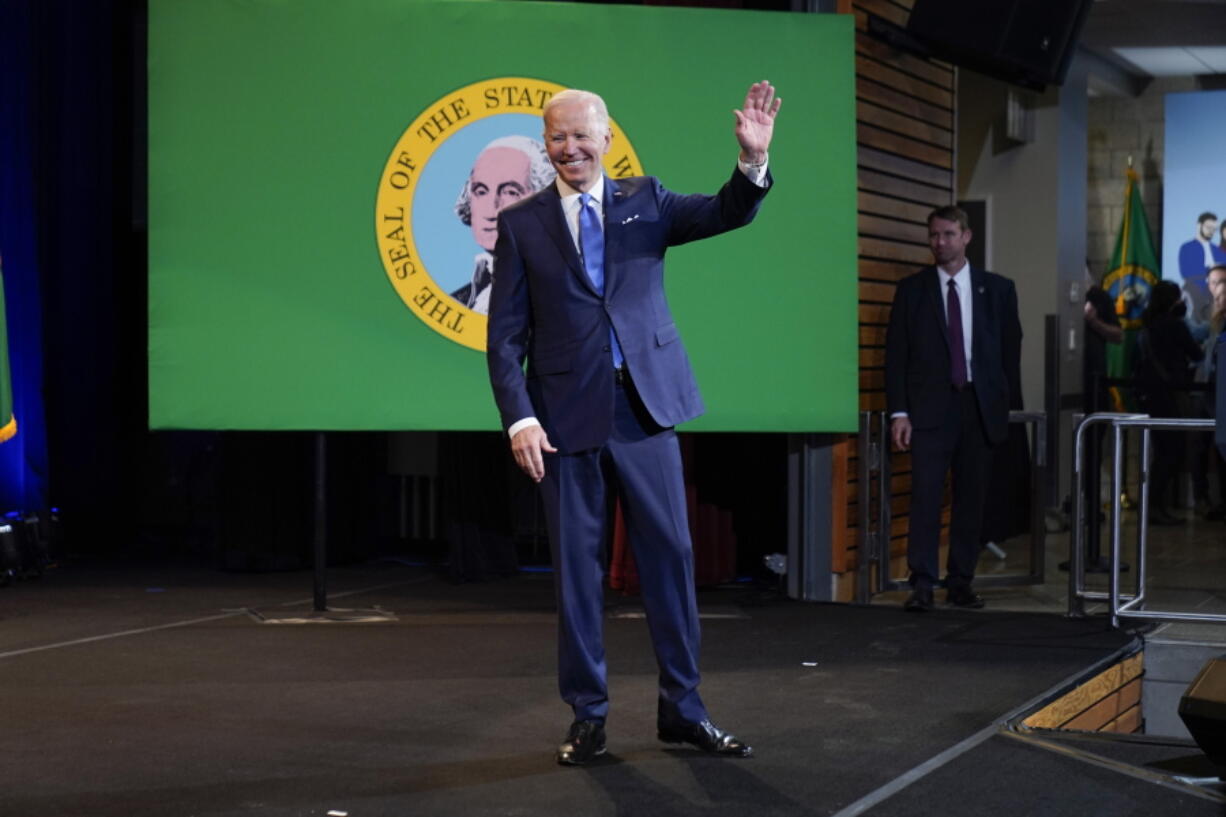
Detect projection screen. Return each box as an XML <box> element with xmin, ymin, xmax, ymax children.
<box><xmin>148</xmin><ymin>0</ymin><xmax>858</xmax><ymax>432</ymax></box>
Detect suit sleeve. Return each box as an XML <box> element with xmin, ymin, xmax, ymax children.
<box><xmin>486</xmin><ymin>214</ymin><xmax>537</xmax><ymax>432</ymax></box>
<box><xmin>660</xmin><ymin>167</ymin><xmax>771</xmax><ymax>247</ymax></box>
<box><xmin>1179</xmin><ymin>242</ymin><xmax>1198</xmax><ymax>282</ymax></box>
<box><xmin>1175</xmin><ymin>319</ymin><xmax>1206</xmax><ymax>364</ymax></box>
<box><xmin>884</xmin><ymin>281</ymin><xmax>910</xmax><ymax>416</ymax></box>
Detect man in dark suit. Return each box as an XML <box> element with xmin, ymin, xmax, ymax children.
<box><xmin>885</xmin><ymin>205</ymin><xmax>1021</xmax><ymax>612</ymax></box>
<box><xmin>487</xmin><ymin>82</ymin><xmax>778</xmax><ymax>765</ymax></box>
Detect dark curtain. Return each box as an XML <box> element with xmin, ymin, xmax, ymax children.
<box><xmin>981</xmin><ymin>300</ymin><xmax>1030</xmax><ymax>544</ymax></box>
<box><xmin>0</xmin><ymin>0</ymin><xmax>52</xmax><ymax>515</ymax></box>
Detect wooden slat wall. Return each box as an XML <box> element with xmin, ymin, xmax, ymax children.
<box><xmin>832</xmin><ymin>0</ymin><xmax>956</xmax><ymax>597</ymax></box>
<box><xmin>1022</xmin><ymin>653</ymin><xmax>1144</xmax><ymax>734</ymax></box>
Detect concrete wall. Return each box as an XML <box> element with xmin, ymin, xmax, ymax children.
<box><xmin>956</xmin><ymin>69</ymin><xmax>1087</xmax><ymax>416</ymax></box>
<box><xmin>1086</xmin><ymin>77</ymin><xmax>1198</xmax><ymax>279</ymax></box>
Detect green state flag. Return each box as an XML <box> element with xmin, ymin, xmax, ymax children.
<box><xmin>1101</xmin><ymin>167</ymin><xmax>1159</xmax><ymax>411</ymax></box>
<box><xmin>0</xmin><ymin>257</ymin><xmax>14</xmax><ymax>443</ymax></box>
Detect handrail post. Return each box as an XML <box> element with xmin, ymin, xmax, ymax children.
<box><xmin>1136</xmin><ymin>426</ymin><xmax>1151</xmax><ymax>608</ymax></box>
<box><xmin>1110</xmin><ymin>422</ymin><xmax>1125</xmax><ymax>628</ymax></box>
<box><xmin>1069</xmin><ymin>413</ymin><xmax>1086</xmax><ymax>618</ymax></box>
<box><xmin>876</xmin><ymin>411</ymin><xmax>892</xmax><ymax>595</ymax></box>
<box><xmin>856</xmin><ymin>411</ymin><xmax>872</xmax><ymax>603</ymax></box>
<box><xmin>1030</xmin><ymin>411</ymin><xmax>1047</xmax><ymax>581</ymax></box>
<box><xmin>1105</xmin><ymin>416</ymin><xmax>1223</xmax><ymax>625</ymax></box>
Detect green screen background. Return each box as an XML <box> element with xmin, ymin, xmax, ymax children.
<box><xmin>148</xmin><ymin>0</ymin><xmax>858</xmax><ymax>432</ymax></box>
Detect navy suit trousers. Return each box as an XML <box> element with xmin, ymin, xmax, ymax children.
<box><xmin>538</xmin><ymin>374</ymin><xmax>706</xmax><ymax>726</ymax></box>
<box><xmin>907</xmin><ymin>387</ymin><xmax>992</xmax><ymax>589</ymax></box>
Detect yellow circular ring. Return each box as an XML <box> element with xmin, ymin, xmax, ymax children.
<box><xmin>375</xmin><ymin>77</ymin><xmax>644</xmax><ymax>352</ymax></box>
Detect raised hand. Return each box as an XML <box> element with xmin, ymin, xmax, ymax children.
<box><xmin>733</xmin><ymin>80</ymin><xmax>781</xmax><ymax>164</ymax></box>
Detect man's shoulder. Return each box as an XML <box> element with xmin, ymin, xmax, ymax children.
<box><xmin>607</xmin><ymin>175</ymin><xmax>660</xmax><ymax>198</ymax></box>
<box><xmin>897</xmin><ymin>266</ymin><xmax>936</xmax><ymax>288</ymax></box>
<box><xmin>501</xmin><ymin>186</ymin><xmax>557</xmax><ymax>222</ymax></box>
<box><xmin>974</xmin><ymin>268</ymin><xmax>1016</xmax><ymax>291</ymax></box>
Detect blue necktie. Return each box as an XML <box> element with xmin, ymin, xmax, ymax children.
<box><xmin>579</xmin><ymin>193</ymin><xmax>624</xmax><ymax>369</ymax></box>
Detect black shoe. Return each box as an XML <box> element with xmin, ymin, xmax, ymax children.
<box><xmin>1205</xmin><ymin>505</ymin><xmax>1226</xmax><ymax>521</ymax></box>
<box><xmin>903</xmin><ymin>586</ymin><xmax>934</xmax><ymax>612</ymax></box>
<box><xmin>556</xmin><ymin>720</ymin><xmax>606</xmax><ymax>766</ymax></box>
<box><xmin>658</xmin><ymin>718</ymin><xmax>753</xmax><ymax>757</ymax></box>
<box><xmin>946</xmin><ymin>585</ymin><xmax>985</xmax><ymax>609</ymax></box>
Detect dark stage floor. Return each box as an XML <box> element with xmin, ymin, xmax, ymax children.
<box><xmin>0</xmin><ymin>560</ymin><xmax>1216</xmax><ymax>816</ymax></box>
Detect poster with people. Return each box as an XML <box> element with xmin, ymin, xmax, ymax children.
<box><xmin>1163</xmin><ymin>90</ymin><xmax>1226</xmax><ymax>328</ymax></box>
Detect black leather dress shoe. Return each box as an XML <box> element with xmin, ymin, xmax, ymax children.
<box><xmin>556</xmin><ymin>720</ymin><xmax>606</xmax><ymax>766</ymax></box>
<box><xmin>658</xmin><ymin>719</ymin><xmax>753</xmax><ymax>757</ymax></box>
<box><xmin>946</xmin><ymin>585</ymin><xmax>985</xmax><ymax>609</ymax></box>
<box><xmin>903</xmin><ymin>586</ymin><xmax>934</xmax><ymax>612</ymax></box>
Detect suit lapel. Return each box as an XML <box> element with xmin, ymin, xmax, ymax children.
<box><xmin>925</xmin><ymin>267</ymin><xmax>949</xmax><ymax>352</ymax></box>
<box><xmin>969</xmin><ymin>267</ymin><xmax>986</xmax><ymax>361</ymax></box>
<box><xmin>603</xmin><ymin>176</ymin><xmax>628</xmax><ymax>296</ymax></box>
<box><xmin>532</xmin><ymin>184</ymin><xmax>595</xmax><ymax>295</ymax></box>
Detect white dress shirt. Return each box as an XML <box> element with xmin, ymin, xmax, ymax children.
<box><xmin>1199</xmin><ymin>237</ymin><xmax>1216</xmax><ymax>268</ymax></box>
<box><xmin>940</xmin><ymin>261</ymin><xmax>974</xmax><ymax>383</ymax></box>
<box><xmin>891</xmin><ymin>260</ymin><xmax>973</xmax><ymax>421</ymax></box>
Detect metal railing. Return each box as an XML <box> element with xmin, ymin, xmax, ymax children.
<box><xmin>1067</xmin><ymin>412</ymin><xmax>1146</xmax><ymax>619</ymax></box>
<box><xmin>1070</xmin><ymin>414</ymin><xmax>1224</xmax><ymax>627</ymax></box>
<box><xmin>856</xmin><ymin>410</ymin><xmax>1048</xmax><ymax>602</ymax></box>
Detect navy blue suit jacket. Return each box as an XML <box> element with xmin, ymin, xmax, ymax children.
<box><xmin>884</xmin><ymin>265</ymin><xmax>1021</xmax><ymax>446</ymax></box>
<box><xmin>487</xmin><ymin>168</ymin><xmax>770</xmax><ymax>453</ymax></box>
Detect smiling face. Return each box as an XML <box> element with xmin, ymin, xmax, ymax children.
<box><xmin>542</xmin><ymin>98</ymin><xmax>611</xmax><ymax>193</ymax></box>
<box><xmin>466</xmin><ymin>147</ymin><xmax>532</xmax><ymax>252</ymax></box>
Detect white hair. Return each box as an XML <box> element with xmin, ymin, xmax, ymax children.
<box><xmin>454</xmin><ymin>135</ymin><xmax>556</xmax><ymax>226</ymax></box>
<box><xmin>542</xmin><ymin>89</ymin><xmax>610</xmax><ymax>134</ymax></box>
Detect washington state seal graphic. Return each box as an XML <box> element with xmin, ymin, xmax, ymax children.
<box><xmin>375</xmin><ymin>77</ymin><xmax>644</xmax><ymax>352</ymax></box>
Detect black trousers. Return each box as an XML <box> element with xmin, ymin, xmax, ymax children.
<box><xmin>907</xmin><ymin>387</ymin><xmax>993</xmax><ymax>590</ymax></box>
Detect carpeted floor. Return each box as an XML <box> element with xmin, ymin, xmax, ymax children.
<box><xmin>0</xmin><ymin>560</ymin><xmax>1207</xmax><ymax>816</ymax></box>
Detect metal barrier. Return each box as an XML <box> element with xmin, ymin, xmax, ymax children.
<box><xmin>856</xmin><ymin>411</ymin><xmax>889</xmax><ymax>603</ymax></box>
<box><xmin>1098</xmin><ymin>415</ymin><xmax>1221</xmax><ymax>627</ymax></box>
<box><xmin>1067</xmin><ymin>412</ymin><xmax>1146</xmax><ymax>619</ymax></box>
<box><xmin>856</xmin><ymin>410</ymin><xmax>1048</xmax><ymax>602</ymax></box>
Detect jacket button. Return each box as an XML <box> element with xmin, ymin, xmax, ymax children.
<box><xmin>602</xmin><ymin>345</ymin><xmax>611</xmax><ymax>352</ymax></box>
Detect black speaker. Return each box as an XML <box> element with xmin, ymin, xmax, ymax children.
<box><xmin>906</xmin><ymin>0</ymin><xmax>1094</xmax><ymax>90</ymax></box>
<box><xmin>1179</xmin><ymin>655</ymin><xmax>1226</xmax><ymax>766</ymax></box>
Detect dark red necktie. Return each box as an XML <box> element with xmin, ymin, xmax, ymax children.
<box><xmin>947</xmin><ymin>279</ymin><xmax>967</xmax><ymax>388</ymax></box>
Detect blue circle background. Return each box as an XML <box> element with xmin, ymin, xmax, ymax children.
<box><xmin>411</xmin><ymin>113</ymin><xmax>547</xmax><ymax>297</ymax></box>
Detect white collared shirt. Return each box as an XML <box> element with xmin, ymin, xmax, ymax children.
<box><xmin>556</xmin><ymin>175</ymin><xmax>606</xmax><ymax>251</ymax></box>
<box><xmin>1199</xmin><ymin>237</ymin><xmax>1216</xmax><ymax>268</ymax></box>
<box><xmin>890</xmin><ymin>260</ymin><xmax>974</xmax><ymax>421</ymax></box>
<box><xmin>939</xmin><ymin>261</ymin><xmax>974</xmax><ymax>383</ymax></box>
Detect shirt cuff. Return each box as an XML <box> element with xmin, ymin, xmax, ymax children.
<box><xmin>508</xmin><ymin>417</ymin><xmax>541</xmax><ymax>438</ymax></box>
<box><xmin>890</xmin><ymin>412</ymin><xmax>908</xmax><ymax>420</ymax></box>
<box><xmin>737</xmin><ymin>154</ymin><xmax>769</xmax><ymax>187</ymax></box>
